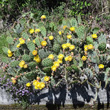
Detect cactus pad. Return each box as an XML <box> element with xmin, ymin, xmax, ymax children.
<box><xmin>71</xmin><ymin>65</ymin><xmax>79</xmax><ymax>73</ymax></box>
<box><xmin>41</xmin><ymin>58</ymin><xmax>53</xmax><ymax>67</ymax></box>
<box><xmin>10</xmin><ymin>61</ymin><xmax>19</xmax><ymax>67</ymax></box>
<box><xmin>98</xmin><ymin>43</ymin><xmax>106</xmax><ymax>51</ymax></box>
<box><xmin>42</xmin><ymin>66</ymin><xmax>51</xmax><ymax>73</ymax></box>
<box><xmin>86</xmin><ymin>36</ymin><xmax>93</xmax><ymax>44</ymax></box>
<box><xmin>53</xmin><ymin>43</ymin><xmax>61</xmax><ymax>54</ymax></box>
<box><xmin>22</xmin><ymin>54</ymin><xmax>31</xmax><ymax>62</ymax></box>
<box><xmin>66</xmin><ymin>66</ymin><xmax>72</xmax><ymax>71</ymax></box>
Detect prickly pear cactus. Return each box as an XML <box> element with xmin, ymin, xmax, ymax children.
<box><xmin>1</xmin><ymin>15</ymin><xmax>110</xmax><ymax>107</ymax></box>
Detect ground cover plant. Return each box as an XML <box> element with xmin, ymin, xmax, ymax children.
<box><xmin>0</xmin><ymin>14</ymin><xmax>110</xmax><ymax>109</ymax></box>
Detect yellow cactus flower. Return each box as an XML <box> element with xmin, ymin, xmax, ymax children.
<box><xmin>34</xmin><ymin>82</ymin><xmax>40</xmax><ymax>89</ymax></box>
<box><xmin>88</xmin><ymin>44</ymin><xmax>94</xmax><ymax>50</ymax></box>
<box><xmin>51</xmin><ymin>65</ymin><xmax>57</xmax><ymax>71</ymax></box>
<box><xmin>41</xmin><ymin>41</ymin><xmax>47</xmax><ymax>46</ymax></box>
<box><xmin>34</xmin><ymin>86</ymin><xmax>39</xmax><ymax>90</ymax></box>
<box><xmin>20</xmin><ymin>39</ymin><xmax>25</xmax><ymax>45</ymax></box>
<box><xmin>44</xmin><ymin>76</ymin><xmax>50</xmax><ymax>82</ymax></box>
<box><xmin>35</xmin><ymin>29</ymin><xmax>41</xmax><ymax>33</ymax></box>
<box><xmin>81</xmin><ymin>56</ymin><xmax>87</xmax><ymax>61</ymax></box>
<box><xmin>34</xmin><ymin>55</ymin><xmax>41</xmax><ymax>63</ymax></box>
<box><xmin>19</xmin><ymin>60</ymin><xmax>25</xmax><ymax>68</ymax></box>
<box><xmin>49</xmin><ymin>36</ymin><xmax>54</xmax><ymax>40</ymax></box>
<box><xmin>67</xmin><ymin>35</ymin><xmax>72</xmax><ymax>39</ymax></box>
<box><xmin>62</xmin><ymin>44</ymin><xmax>67</xmax><ymax>49</ymax></box>
<box><xmin>8</xmin><ymin>53</ymin><xmax>13</xmax><ymax>57</ymax></box>
<box><xmin>33</xmin><ymin>40</ymin><xmax>35</xmax><ymax>44</ymax></box>
<box><xmin>11</xmin><ymin>77</ymin><xmax>16</xmax><ymax>84</ymax></box>
<box><xmin>65</xmin><ymin>56</ymin><xmax>72</xmax><ymax>61</ymax></box>
<box><xmin>58</xmin><ymin>31</ymin><xmax>62</xmax><ymax>35</ymax></box>
<box><xmin>16</xmin><ymin>43</ymin><xmax>21</xmax><ymax>48</ymax></box>
<box><xmin>69</xmin><ymin>45</ymin><xmax>75</xmax><ymax>50</ymax></box>
<box><xmin>41</xmin><ymin>15</ymin><xmax>46</xmax><ymax>19</ymax></box>
<box><xmin>68</xmin><ymin>56</ymin><xmax>73</xmax><ymax>61</ymax></box>
<box><xmin>57</xmin><ymin>59</ymin><xmax>63</xmax><ymax>64</ymax></box>
<box><xmin>8</xmin><ymin>49</ymin><xmax>12</xmax><ymax>54</ymax></box>
<box><xmin>33</xmin><ymin>80</ymin><xmax>39</xmax><ymax>86</ymax></box>
<box><xmin>32</xmin><ymin>50</ymin><xmax>38</xmax><ymax>56</ymax></box>
<box><xmin>12</xmin><ymin>80</ymin><xmax>16</xmax><ymax>84</ymax></box>
<box><xmin>19</xmin><ymin>38</ymin><xmax>23</xmax><ymax>41</ymax></box>
<box><xmin>63</xmin><ymin>25</ymin><xmax>67</xmax><ymax>30</ymax></box>
<box><xmin>48</xmin><ymin>54</ymin><xmax>54</xmax><ymax>60</ymax></box>
<box><xmin>53</xmin><ymin>61</ymin><xmax>60</xmax><ymax>67</ymax></box>
<box><xmin>99</xmin><ymin>64</ymin><xmax>104</xmax><ymax>69</ymax></box>
<box><xmin>36</xmin><ymin>58</ymin><xmax>41</xmax><ymax>63</ymax></box>
<box><xmin>39</xmin><ymin>82</ymin><xmax>45</xmax><ymax>89</ymax></box>
<box><xmin>70</xmin><ymin>27</ymin><xmax>75</xmax><ymax>31</ymax></box>
<box><xmin>84</xmin><ymin>45</ymin><xmax>88</xmax><ymax>51</ymax></box>
<box><xmin>58</xmin><ymin>54</ymin><xmax>64</xmax><ymax>60</ymax></box>
<box><xmin>66</xmin><ymin>43</ymin><xmax>71</xmax><ymax>47</ymax></box>
<box><xmin>65</xmin><ymin>56</ymin><xmax>69</xmax><ymax>61</ymax></box>
<box><xmin>26</xmin><ymin>82</ymin><xmax>31</xmax><ymax>87</ymax></box>
<box><xmin>8</xmin><ymin>49</ymin><xmax>13</xmax><ymax>57</ymax></box>
<box><xmin>29</xmin><ymin>29</ymin><xmax>34</xmax><ymax>34</ymax></box>
<box><xmin>24</xmin><ymin>64</ymin><xmax>28</xmax><ymax>68</ymax></box>
<box><xmin>92</xmin><ymin>34</ymin><xmax>97</xmax><ymax>39</ymax></box>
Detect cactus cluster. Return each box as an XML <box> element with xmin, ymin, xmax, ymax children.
<box><xmin>1</xmin><ymin>15</ymin><xmax>110</xmax><ymax>106</ymax></box>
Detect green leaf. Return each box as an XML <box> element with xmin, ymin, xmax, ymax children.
<box><xmin>94</xmin><ymin>64</ymin><xmax>99</xmax><ymax>73</ymax></box>
<box><xmin>93</xmin><ymin>41</ymin><xmax>98</xmax><ymax>49</ymax></box>
<box><xmin>10</xmin><ymin>60</ymin><xmax>19</xmax><ymax>67</ymax></box>
<box><xmin>35</xmin><ymin>37</ymin><xmax>43</xmax><ymax>47</ymax></box>
<box><xmin>85</xmin><ymin>1</ymin><xmax>87</xmax><ymax>6</ymax></box>
<box><xmin>7</xmin><ymin>68</ymin><xmax>16</xmax><ymax>76</ymax></box>
<box><xmin>27</xmin><ymin>41</ymin><xmax>35</xmax><ymax>52</ymax></box>
<box><xmin>40</xmin><ymin>26</ymin><xmax>46</xmax><ymax>37</ymax></box>
<box><xmin>73</xmin><ymin>58</ymin><xmax>78</xmax><ymax>65</ymax></box>
<box><xmin>77</xmin><ymin>14</ymin><xmax>82</xmax><ymax>24</ymax></box>
<box><xmin>14</xmin><ymin>50</ymin><xmax>21</xmax><ymax>57</ymax></box>
<box><xmin>1</xmin><ymin>56</ymin><xmax>9</xmax><ymax>63</ymax></box>
<box><xmin>88</xmin><ymin>3</ymin><xmax>91</xmax><ymax>6</ymax></box>
<box><xmin>14</xmin><ymin>24</ymin><xmax>23</xmax><ymax>34</ymax></box>
<box><xmin>75</xmin><ymin>26</ymin><xmax>85</xmax><ymax>39</ymax></box>
<box><xmin>10</xmin><ymin>41</ymin><xmax>19</xmax><ymax>51</ymax></box>
<box><xmin>98</xmin><ymin>34</ymin><xmax>106</xmax><ymax>44</ymax></box>
<box><xmin>79</xmin><ymin>59</ymin><xmax>83</xmax><ymax>67</ymax></box>
<box><xmin>6</xmin><ymin>37</ymin><xmax>13</xmax><ymax>44</ymax></box>
<box><xmin>20</xmin><ymin>18</ymin><xmax>26</xmax><ymax>25</ymax></box>
<box><xmin>70</xmin><ymin>18</ymin><xmax>78</xmax><ymax>26</ymax></box>
<box><xmin>62</xmin><ymin>18</ymin><xmax>70</xmax><ymax>27</ymax></box>
<box><xmin>2</xmin><ymin>47</ymin><xmax>8</xmax><ymax>54</ymax></box>
<box><xmin>38</xmin><ymin>21</ymin><xmax>44</xmax><ymax>27</ymax></box>
<box><xmin>49</xmin><ymin>22</ymin><xmax>55</xmax><ymax>28</ymax></box>
<box><xmin>50</xmin><ymin>77</ymin><xmax>56</xmax><ymax>86</ymax></box>
<box><xmin>92</xmin><ymin>27</ymin><xmax>99</xmax><ymax>34</ymax></box>
<box><xmin>22</xmin><ymin>32</ymin><xmax>29</xmax><ymax>40</ymax></box>
<box><xmin>106</xmin><ymin>68</ymin><xmax>110</xmax><ymax>74</ymax></box>
<box><xmin>85</xmin><ymin>68</ymin><xmax>93</xmax><ymax>79</ymax></box>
